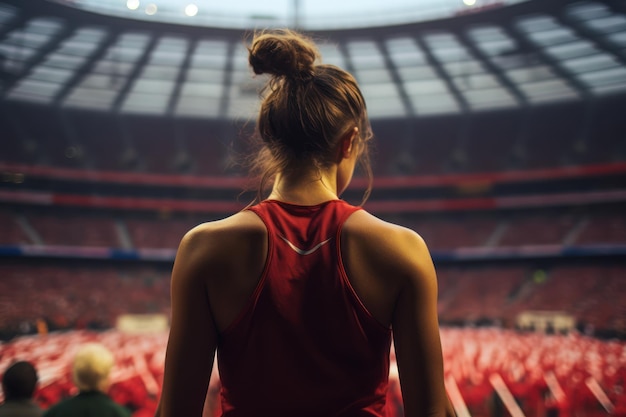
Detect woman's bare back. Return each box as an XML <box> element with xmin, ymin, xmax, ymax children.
<box><xmin>202</xmin><ymin>206</ymin><xmax>416</xmax><ymax>332</ymax></box>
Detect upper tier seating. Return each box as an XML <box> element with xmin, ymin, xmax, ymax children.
<box><xmin>576</xmin><ymin>209</ymin><xmax>626</xmax><ymax>245</ymax></box>
<box><xmin>26</xmin><ymin>212</ymin><xmax>121</xmax><ymax>247</ymax></box>
<box><xmin>1</xmin><ymin>205</ymin><xmax>624</xmax><ymax>249</ymax></box>
<box><xmin>0</xmin><ymin>208</ymin><xmax>32</xmax><ymax>245</ymax></box>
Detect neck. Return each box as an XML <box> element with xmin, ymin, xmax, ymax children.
<box><xmin>268</xmin><ymin>166</ymin><xmax>338</xmax><ymax>205</ymax></box>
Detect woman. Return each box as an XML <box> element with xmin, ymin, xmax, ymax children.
<box><xmin>156</xmin><ymin>29</ymin><xmax>455</xmax><ymax>417</ymax></box>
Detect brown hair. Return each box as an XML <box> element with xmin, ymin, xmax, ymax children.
<box><xmin>246</xmin><ymin>29</ymin><xmax>373</xmax><ymax>204</ymax></box>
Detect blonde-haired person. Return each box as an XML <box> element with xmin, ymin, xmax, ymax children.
<box><xmin>44</xmin><ymin>343</ymin><xmax>130</xmax><ymax>417</ymax></box>
<box><xmin>156</xmin><ymin>29</ymin><xmax>455</xmax><ymax>417</ymax></box>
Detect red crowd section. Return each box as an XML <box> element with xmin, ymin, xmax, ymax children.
<box><xmin>436</xmin><ymin>264</ymin><xmax>626</xmax><ymax>331</ymax></box>
<box><xmin>0</xmin><ymin>328</ymin><xmax>623</xmax><ymax>417</ymax></box>
<box><xmin>0</xmin><ymin>262</ymin><xmax>623</xmax><ymax>339</ymax></box>
<box><xmin>0</xmin><ymin>264</ymin><xmax>171</xmax><ymax>337</ymax></box>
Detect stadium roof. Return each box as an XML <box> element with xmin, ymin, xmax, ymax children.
<box><xmin>45</xmin><ymin>0</ymin><xmax>528</xmax><ymax>30</ymax></box>
<box><xmin>0</xmin><ymin>0</ymin><xmax>625</xmax><ymax>120</ymax></box>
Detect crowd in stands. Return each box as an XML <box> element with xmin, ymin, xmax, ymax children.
<box><xmin>437</xmin><ymin>264</ymin><xmax>626</xmax><ymax>336</ymax></box>
<box><xmin>0</xmin><ymin>260</ymin><xmax>623</xmax><ymax>342</ymax></box>
<box><xmin>1</xmin><ymin>328</ymin><xmax>623</xmax><ymax>417</ymax></box>
<box><xmin>0</xmin><ymin>263</ymin><xmax>170</xmax><ymax>341</ymax></box>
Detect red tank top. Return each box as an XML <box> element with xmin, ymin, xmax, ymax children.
<box><xmin>217</xmin><ymin>199</ymin><xmax>392</xmax><ymax>417</ymax></box>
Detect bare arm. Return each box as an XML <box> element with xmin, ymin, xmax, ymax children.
<box><xmin>343</xmin><ymin>212</ymin><xmax>455</xmax><ymax>417</ymax></box>
<box><xmin>155</xmin><ymin>227</ymin><xmax>218</xmax><ymax>417</ymax></box>
<box><xmin>392</xmin><ymin>231</ymin><xmax>455</xmax><ymax>417</ymax></box>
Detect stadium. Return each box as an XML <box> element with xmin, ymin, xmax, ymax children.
<box><xmin>0</xmin><ymin>0</ymin><xmax>624</xmax><ymax>416</ymax></box>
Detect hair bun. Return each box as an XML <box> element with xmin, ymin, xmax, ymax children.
<box><xmin>248</xmin><ymin>29</ymin><xmax>319</xmax><ymax>80</ymax></box>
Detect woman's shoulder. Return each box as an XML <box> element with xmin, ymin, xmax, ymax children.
<box><xmin>172</xmin><ymin>210</ymin><xmax>267</xmax><ymax>283</ymax></box>
<box><xmin>343</xmin><ymin>209</ymin><xmax>431</xmax><ymax>277</ymax></box>
<box><xmin>345</xmin><ymin>209</ymin><xmax>425</xmax><ymax>247</ymax></box>
<box><xmin>182</xmin><ymin>210</ymin><xmax>266</xmax><ymax>247</ymax></box>
<box><xmin>175</xmin><ymin>210</ymin><xmax>266</xmax><ymax>266</ymax></box>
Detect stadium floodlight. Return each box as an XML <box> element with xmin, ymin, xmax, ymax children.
<box><xmin>185</xmin><ymin>4</ymin><xmax>199</xmax><ymax>17</ymax></box>
<box><xmin>146</xmin><ymin>3</ymin><xmax>158</xmax><ymax>15</ymax></box>
<box><xmin>126</xmin><ymin>0</ymin><xmax>140</xmax><ymax>10</ymax></box>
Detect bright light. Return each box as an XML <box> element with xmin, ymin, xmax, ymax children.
<box><xmin>185</xmin><ymin>4</ymin><xmax>198</xmax><ymax>17</ymax></box>
<box><xmin>126</xmin><ymin>0</ymin><xmax>140</xmax><ymax>10</ymax></box>
<box><xmin>145</xmin><ymin>3</ymin><xmax>158</xmax><ymax>15</ymax></box>
<box><xmin>463</xmin><ymin>0</ymin><xmax>476</xmax><ymax>5</ymax></box>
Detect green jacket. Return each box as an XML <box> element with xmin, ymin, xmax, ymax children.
<box><xmin>43</xmin><ymin>391</ymin><xmax>131</xmax><ymax>417</ymax></box>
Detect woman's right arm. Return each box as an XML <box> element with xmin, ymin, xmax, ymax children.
<box><xmin>155</xmin><ymin>226</ymin><xmax>219</xmax><ymax>417</ymax></box>
<box><xmin>391</xmin><ymin>230</ymin><xmax>456</xmax><ymax>417</ymax></box>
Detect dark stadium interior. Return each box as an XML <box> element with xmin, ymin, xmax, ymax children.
<box><xmin>0</xmin><ymin>0</ymin><xmax>625</xmax><ymax>416</ymax></box>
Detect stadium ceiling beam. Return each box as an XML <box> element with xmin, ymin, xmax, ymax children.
<box><xmin>0</xmin><ymin>10</ymin><xmax>26</xmax><ymax>42</ymax></box>
<box><xmin>413</xmin><ymin>33</ymin><xmax>470</xmax><ymax>115</ymax></box>
<box><xmin>505</xmin><ymin>24</ymin><xmax>593</xmax><ymax>101</ymax></box>
<box><xmin>111</xmin><ymin>34</ymin><xmax>159</xmax><ymax>114</ymax></box>
<box><xmin>0</xmin><ymin>13</ymin><xmax>27</xmax><ymax>88</ymax></box>
<box><xmin>1</xmin><ymin>24</ymin><xmax>75</xmax><ymax>97</ymax></box>
<box><xmin>557</xmin><ymin>12</ymin><xmax>626</xmax><ymax>67</ymax></box>
<box><xmin>455</xmin><ymin>30</ymin><xmax>529</xmax><ymax>109</ymax></box>
<box><xmin>506</xmin><ymin>17</ymin><xmax>598</xmax><ymax>156</ymax></box>
<box><xmin>166</xmin><ymin>37</ymin><xmax>198</xmax><ymax>117</ymax></box>
<box><xmin>52</xmin><ymin>31</ymin><xmax>120</xmax><ymax>107</ymax></box>
<box><xmin>336</xmin><ymin>40</ymin><xmax>356</xmax><ymax>81</ymax></box>
<box><xmin>218</xmin><ymin>40</ymin><xmax>237</xmax><ymax>119</ymax></box>
<box><xmin>375</xmin><ymin>37</ymin><xmax>415</xmax><ymax>117</ymax></box>
<box><xmin>413</xmin><ymin>33</ymin><xmax>471</xmax><ymax>172</ymax></box>
<box><xmin>549</xmin><ymin>8</ymin><xmax>605</xmax><ymax>159</ymax></box>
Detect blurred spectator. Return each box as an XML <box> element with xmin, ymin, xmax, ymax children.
<box><xmin>0</xmin><ymin>360</ymin><xmax>43</xmax><ymax>417</ymax></box>
<box><xmin>43</xmin><ymin>343</ymin><xmax>130</xmax><ymax>417</ymax></box>
<box><xmin>35</xmin><ymin>319</ymin><xmax>48</xmax><ymax>337</ymax></box>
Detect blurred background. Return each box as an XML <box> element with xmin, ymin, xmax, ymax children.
<box><xmin>0</xmin><ymin>0</ymin><xmax>624</xmax><ymax>416</ymax></box>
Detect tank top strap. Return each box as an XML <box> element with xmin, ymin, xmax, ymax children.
<box><xmin>247</xmin><ymin>199</ymin><xmax>361</xmax><ymax>251</ymax></box>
